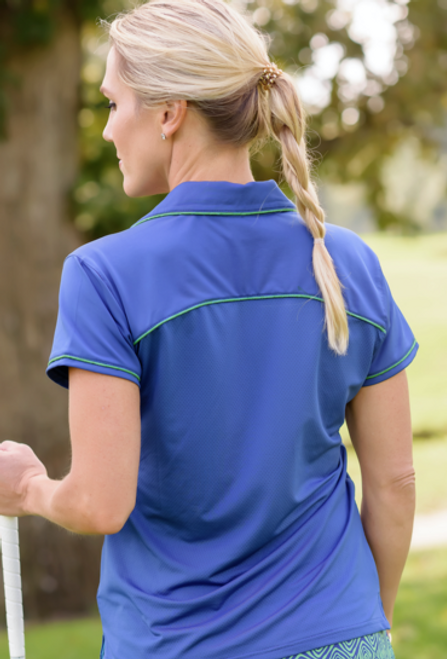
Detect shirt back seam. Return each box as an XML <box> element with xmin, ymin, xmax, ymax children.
<box><xmin>133</xmin><ymin>294</ymin><xmax>387</xmax><ymax>345</ymax></box>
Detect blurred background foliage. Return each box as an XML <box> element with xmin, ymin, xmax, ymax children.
<box><xmin>2</xmin><ymin>0</ymin><xmax>447</xmax><ymax>236</ymax></box>
<box><xmin>72</xmin><ymin>0</ymin><xmax>447</xmax><ymax>237</ymax></box>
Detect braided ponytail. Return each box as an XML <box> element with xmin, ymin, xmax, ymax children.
<box><xmin>262</xmin><ymin>73</ymin><xmax>349</xmax><ymax>355</ymax></box>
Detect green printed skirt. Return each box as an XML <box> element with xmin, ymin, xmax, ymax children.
<box><xmin>280</xmin><ymin>631</ymin><xmax>394</xmax><ymax>659</ymax></box>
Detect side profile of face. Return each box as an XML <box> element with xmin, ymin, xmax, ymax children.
<box><xmin>100</xmin><ymin>45</ymin><xmax>255</xmax><ymax>195</ymax></box>
<box><xmin>101</xmin><ymin>47</ymin><xmax>176</xmax><ymax>197</ymax></box>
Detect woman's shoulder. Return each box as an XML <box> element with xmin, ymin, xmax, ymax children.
<box><xmin>325</xmin><ymin>222</ymin><xmax>380</xmax><ymax>263</ymax></box>
<box><xmin>66</xmin><ymin>213</ymin><xmax>181</xmax><ymax>274</ymax></box>
<box><xmin>325</xmin><ymin>222</ymin><xmax>385</xmax><ymax>284</ymax></box>
<box><xmin>323</xmin><ymin>223</ymin><xmax>391</xmax><ymax>330</ymax></box>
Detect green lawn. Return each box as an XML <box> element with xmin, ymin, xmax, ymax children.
<box><xmin>0</xmin><ymin>615</ymin><xmax>102</xmax><ymax>659</ymax></box>
<box><xmin>393</xmin><ymin>548</ymin><xmax>447</xmax><ymax>659</ymax></box>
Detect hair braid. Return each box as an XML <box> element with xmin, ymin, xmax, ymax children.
<box><xmin>265</xmin><ymin>74</ymin><xmax>349</xmax><ymax>355</ymax></box>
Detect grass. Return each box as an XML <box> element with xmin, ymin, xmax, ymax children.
<box><xmin>393</xmin><ymin>547</ymin><xmax>447</xmax><ymax>659</ymax></box>
<box><xmin>0</xmin><ymin>615</ymin><xmax>102</xmax><ymax>659</ymax></box>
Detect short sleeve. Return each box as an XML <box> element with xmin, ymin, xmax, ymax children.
<box><xmin>364</xmin><ymin>266</ymin><xmax>418</xmax><ymax>386</ymax></box>
<box><xmin>47</xmin><ymin>255</ymin><xmax>141</xmax><ymax>388</ymax></box>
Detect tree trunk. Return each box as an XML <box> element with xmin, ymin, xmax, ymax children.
<box><xmin>0</xmin><ymin>11</ymin><xmax>102</xmax><ymax>621</ymax></box>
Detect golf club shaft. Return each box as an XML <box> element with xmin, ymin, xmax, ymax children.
<box><xmin>0</xmin><ymin>516</ymin><xmax>25</xmax><ymax>659</ymax></box>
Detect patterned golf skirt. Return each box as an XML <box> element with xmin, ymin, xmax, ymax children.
<box><xmin>280</xmin><ymin>631</ymin><xmax>394</xmax><ymax>659</ymax></box>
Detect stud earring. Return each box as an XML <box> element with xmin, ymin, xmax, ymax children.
<box><xmin>161</xmin><ymin>133</ymin><xmax>166</xmax><ymax>140</ymax></box>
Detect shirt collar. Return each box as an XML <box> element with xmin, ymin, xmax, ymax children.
<box><xmin>137</xmin><ymin>180</ymin><xmax>296</xmax><ymax>224</ymax></box>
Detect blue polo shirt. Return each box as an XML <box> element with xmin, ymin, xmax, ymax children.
<box><xmin>47</xmin><ymin>180</ymin><xmax>418</xmax><ymax>659</ymax></box>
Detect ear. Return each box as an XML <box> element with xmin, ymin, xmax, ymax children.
<box><xmin>160</xmin><ymin>100</ymin><xmax>188</xmax><ymax>138</ymax></box>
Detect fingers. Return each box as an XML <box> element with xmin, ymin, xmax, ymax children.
<box><xmin>0</xmin><ymin>440</ymin><xmax>15</xmax><ymax>450</ymax></box>
<box><xmin>0</xmin><ymin>440</ymin><xmax>26</xmax><ymax>450</ymax></box>
<box><xmin>0</xmin><ymin>441</ymin><xmax>35</xmax><ymax>453</ymax></box>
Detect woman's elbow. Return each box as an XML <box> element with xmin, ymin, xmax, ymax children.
<box><xmin>364</xmin><ymin>465</ymin><xmax>415</xmax><ymax>493</ymax></box>
<box><xmin>91</xmin><ymin>512</ymin><xmax>130</xmax><ymax>536</ymax></box>
<box><xmin>363</xmin><ymin>468</ymin><xmax>416</xmax><ymax>515</ymax></box>
<box><xmin>81</xmin><ymin>497</ymin><xmax>136</xmax><ymax>535</ymax></box>
<box><xmin>386</xmin><ymin>467</ymin><xmax>416</xmax><ymax>494</ymax></box>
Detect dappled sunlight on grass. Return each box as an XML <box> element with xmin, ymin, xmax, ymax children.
<box><xmin>393</xmin><ymin>548</ymin><xmax>447</xmax><ymax>659</ymax></box>
<box><xmin>0</xmin><ymin>615</ymin><xmax>102</xmax><ymax>659</ymax></box>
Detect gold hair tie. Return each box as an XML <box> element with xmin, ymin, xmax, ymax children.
<box><xmin>259</xmin><ymin>63</ymin><xmax>283</xmax><ymax>91</ymax></box>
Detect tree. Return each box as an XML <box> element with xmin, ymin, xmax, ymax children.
<box><xmin>0</xmin><ymin>0</ymin><xmax>105</xmax><ymax>621</ymax></box>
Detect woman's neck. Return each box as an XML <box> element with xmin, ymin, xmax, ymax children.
<box><xmin>166</xmin><ymin>109</ymin><xmax>255</xmax><ymax>190</ymax></box>
<box><xmin>168</xmin><ymin>145</ymin><xmax>255</xmax><ymax>191</ymax></box>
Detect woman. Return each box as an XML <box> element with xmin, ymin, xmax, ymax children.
<box><xmin>0</xmin><ymin>1</ymin><xmax>417</xmax><ymax>658</ymax></box>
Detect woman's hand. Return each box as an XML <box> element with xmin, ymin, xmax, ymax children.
<box><xmin>0</xmin><ymin>440</ymin><xmax>47</xmax><ymax>516</ymax></box>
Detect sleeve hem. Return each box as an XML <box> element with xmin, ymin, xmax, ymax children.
<box><xmin>47</xmin><ymin>355</ymin><xmax>141</xmax><ymax>388</ymax></box>
<box><xmin>363</xmin><ymin>339</ymin><xmax>419</xmax><ymax>386</ymax></box>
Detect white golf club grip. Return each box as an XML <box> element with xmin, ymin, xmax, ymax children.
<box><xmin>0</xmin><ymin>516</ymin><xmax>25</xmax><ymax>659</ymax></box>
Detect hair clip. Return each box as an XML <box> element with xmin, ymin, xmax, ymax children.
<box><xmin>259</xmin><ymin>63</ymin><xmax>283</xmax><ymax>91</ymax></box>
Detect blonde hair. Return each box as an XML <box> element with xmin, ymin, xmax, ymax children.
<box><xmin>102</xmin><ymin>0</ymin><xmax>349</xmax><ymax>355</ymax></box>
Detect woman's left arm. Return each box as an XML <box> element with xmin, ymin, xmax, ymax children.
<box><xmin>0</xmin><ymin>368</ymin><xmax>141</xmax><ymax>535</ymax></box>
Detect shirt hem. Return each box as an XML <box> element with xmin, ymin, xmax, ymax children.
<box><xmin>102</xmin><ymin>618</ymin><xmax>389</xmax><ymax>659</ymax></box>
<box><xmin>46</xmin><ymin>357</ymin><xmax>141</xmax><ymax>388</ymax></box>
<box><xmin>222</xmin><ymin>618</ymin><xmax>390</xmax><ymax>659</ymax></box>
<box><xmin>364</xmin><ymin>339</ymin><xmax>419</xmax><ymax>386</ymax></box>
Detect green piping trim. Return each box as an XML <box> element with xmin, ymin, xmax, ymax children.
<box><xmin>345</xmin><ymin>310</ymin><xmax>387</xmax><ymax>334</ymax></box>
<box><xmin>366</xmin><ymin>339</ymin><xmax>418</xmax><ymax>380</ymax></box>
<box><xmin>133</xmin><ymin>294</ymin><xmax>387</xmax><ymax>345</ymax></box>
<box><xmin>132</xmin><ymin>208</ymin><xmax>296</xmax><ymax>227</ymax></box>
<box><xmin>48</xmin><ymin>355</ymin><xmax>141</xmax><ymax>382</ymax></box>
